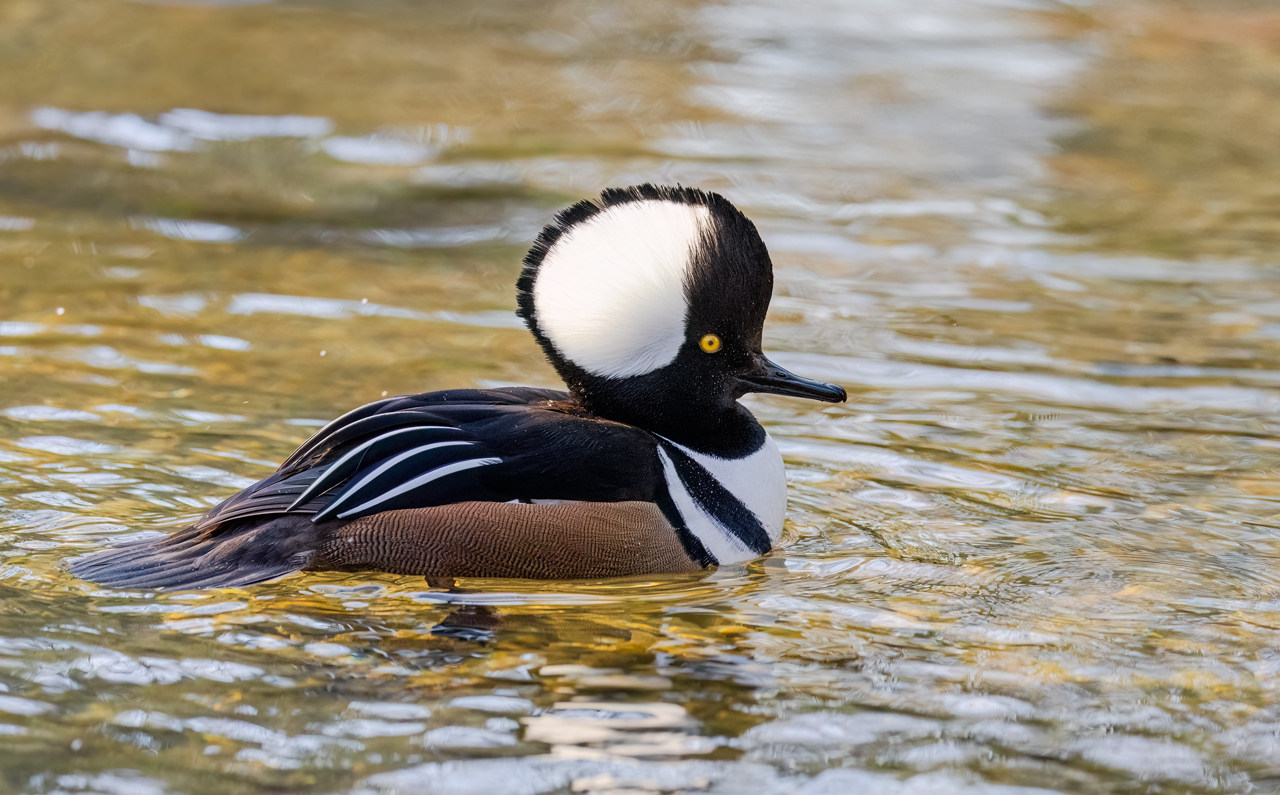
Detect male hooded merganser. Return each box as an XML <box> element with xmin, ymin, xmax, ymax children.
<box><xmin>71</xmin><ymin>185</ymin><xmax>846</xmax><ymax>589</ymax></box>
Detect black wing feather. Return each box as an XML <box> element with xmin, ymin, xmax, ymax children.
<box><xmin>277</xmin><ymin>388</ymin><xmax>566</xmax><ymax>472</ymax></box>
<box><xmin>278</xmin><ymin>396</ymin><xmax>399</xmax><ymax>470</ymax></box>
<box><xmin>193</xmin><ymin>469</ymin><xmax>323</xmax><ymax>531</ymax></box>
<box><xmin>287</xmin><ymin>425</ymin><xmax>469</xmax><ymax>510</ymax></box>
<box><xmin>314</xmin><ymin>439</ymin><xmax>494</xmax><ymax>521</ymax></box>
<box><xmin>194</xmin><ymin>389</ymin><xmax>572</xmax><ymax>531</ymax></box>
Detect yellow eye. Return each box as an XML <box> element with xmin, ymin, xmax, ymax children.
<box><xmin>699</xmin><ymin>334</ymin><xmax>722</xmax><ymax>353</ymax></box>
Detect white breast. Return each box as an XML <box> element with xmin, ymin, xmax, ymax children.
<box><xmin>657</xmin><ymin>432</ymin><xmax>787</xmax><ymax>564</ymax></box>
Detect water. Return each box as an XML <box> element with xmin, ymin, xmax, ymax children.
<box><xmin>3</xmin><ymin>0</ymin><xmax>1280</xmax><ymax>791</ymax></box>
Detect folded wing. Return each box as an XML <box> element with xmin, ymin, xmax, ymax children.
<box><xmin>197</xmin><ymin>388</ymin><xmax>565</xmax><ymax>531</ymax></box>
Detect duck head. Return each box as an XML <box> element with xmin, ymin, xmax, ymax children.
<box><xmin>516</xmin><ymin>184</ymin><xmax>845</xmax><ymax>451</ymax></box>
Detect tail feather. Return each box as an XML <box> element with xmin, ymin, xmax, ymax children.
<box><xmin>69</xmin><ymin>515</ymin><xmax>319</xmax><ymax>590</ymax></box>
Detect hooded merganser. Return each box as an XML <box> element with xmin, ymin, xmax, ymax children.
<box><xmin>70</xmin><ymin>184</ymin><xmax>846</xmax><ymax>589</ymax></box>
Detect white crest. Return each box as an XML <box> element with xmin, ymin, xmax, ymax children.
<box><xmin>533</xmin><ymin>200</ymin><xmax>711</xmax><ymax>378</ymax></box>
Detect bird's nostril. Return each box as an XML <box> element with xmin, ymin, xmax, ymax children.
<box><xmin>776</xmin><ymin>371</ymin><xmax>789</xmax><ymax>379</ymax></box>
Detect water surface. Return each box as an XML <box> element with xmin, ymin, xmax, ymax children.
<box><xmin>3</xmin><ymin>0</ymin><xmax>1280</xmax><ymax>792</ymax></box>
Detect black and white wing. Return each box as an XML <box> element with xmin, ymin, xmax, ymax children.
<box><xmin>195</xmin><ymin>387</ymin><xmax>568</xmax><ymax>531</ymax></box>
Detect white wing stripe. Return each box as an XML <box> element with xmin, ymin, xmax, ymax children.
<box><xmin>320</xmin><ymin>440</ymin><xmax>473</xmax><ymax>517</ymax></box>
<box><xmin>335</xmin><ymin>457</ymin><xmax>502</xmax><ymax>519</ymax></box>
<box><xmin>287</xmin><ymin>425</ymin><xmax>450</xmax><ymax>510</ymax></box>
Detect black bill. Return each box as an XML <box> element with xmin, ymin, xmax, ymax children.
<box><xmin>738</xmin><ymin>354</ymin><xmax>846</xmax><ymax>403</ymax></box>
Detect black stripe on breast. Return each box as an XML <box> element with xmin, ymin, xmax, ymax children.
<box><xmin>658</xmin><ymin>441</ymin><xmax>772</xmax><ymax>556</ymax></box>
<box><xmin>653</xmin><ymin>488</ymin><xmax>715</xmax><ymax>568</ymax></box>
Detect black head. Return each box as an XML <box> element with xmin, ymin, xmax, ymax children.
<box><xmin>516</xmin><ymin>184</ymin><xmax>845</xmax><ymax>452</ymax></box>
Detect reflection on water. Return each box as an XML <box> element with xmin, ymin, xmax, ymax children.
<box><xmin>1048</xmin><ymin>1</ymin><xmax>1280</xmax><ymax>258</ymax></box>
<box><xmin>3</xmin><ymin>0</ymin><xmax>1280</xmax><ymax>792</ymax></box>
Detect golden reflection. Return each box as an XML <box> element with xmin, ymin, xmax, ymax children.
<box><xmin>1047</xmin><ymin>1</ymin><xmax>1280</xmax><ymax>258</ymax></box>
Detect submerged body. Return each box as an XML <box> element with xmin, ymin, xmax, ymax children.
<box><xmin>71</xmin><ymin>185</ymin><xmax>845</xmax><ymax>589</ymax></box>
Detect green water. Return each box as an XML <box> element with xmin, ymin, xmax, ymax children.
<box><xmin>4</xmin><ymin>0</ymin><xmax>1280</xmax><ymax>792</ymax></box>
